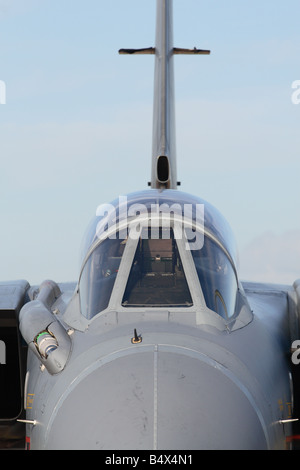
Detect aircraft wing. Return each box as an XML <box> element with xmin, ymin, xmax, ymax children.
<box><xmin>0</xmin><ymin>280</ymin><xmax>29</xmax><ymax>312</ymax></box>
<box><xmin>242</xmin><ymin>279</ymin><xmax>299</xmax><ymax>344</ymax></box>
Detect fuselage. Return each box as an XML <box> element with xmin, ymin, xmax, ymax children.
<box><xmin>24</xmin><ymin>292</ymin><xmax>293</xmax><ymax>450</ymax></box>
<box><xmin>21</xmin><ymin>190</ymin><xmax>294</xmax><ymax>450</ymax></box>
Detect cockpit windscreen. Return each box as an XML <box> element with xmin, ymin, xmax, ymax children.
<box><xmin>79</xmin><ymin>237</ymin><xmax>127</xmax><ymax>319</ymax></box>
<box><xmin>78</xmin><ymin>190</ymin><xmax>239</xmax><ymax>321</ymax></box>
<box><xmin>122</xmin><ymin>227</ymin><xmax>193</xmax><ymax>308</ymax></box>
<box><xmin>186</xmin><ymin>228</ymin><xmax>238</xmax><ymax>319</ymax></box>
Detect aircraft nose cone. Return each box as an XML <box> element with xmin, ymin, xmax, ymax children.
<box><xmin>45</xmin><ymin>345</ymin><xmax>268</xmax><ymax>450</ymax></box>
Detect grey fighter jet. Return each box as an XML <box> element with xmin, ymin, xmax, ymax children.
<box><xmin>1</xmin><ymin>0</ymin><xmax>300</xmax><ymax>450</ymax></box>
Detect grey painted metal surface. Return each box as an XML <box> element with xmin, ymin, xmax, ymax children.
<box><xmin>151</xmin><ymin>0</ymin><xmax>176</xmax><ymax>189</ymax></box>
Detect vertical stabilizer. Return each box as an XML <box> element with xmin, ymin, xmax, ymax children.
<box><xmin>151</xmin><ymin>0</ymin><xmax>176</xmax><ymax>189</ymax></box>
<box><xmin>119</xmin><ymin>0</ymin><xmax>210</xmax><ymax>190</ymax></box>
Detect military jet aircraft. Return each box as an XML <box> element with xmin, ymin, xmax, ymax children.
<box><xmin>1</xmin><ymin>0</ymin><xmax>300</xmax><ymax>450</ymax></box>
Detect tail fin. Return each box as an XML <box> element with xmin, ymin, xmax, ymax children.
<box><xmin>119</xmin><ymin>0</ymin><xmax>210</xmax><ymax>190</ymax></box>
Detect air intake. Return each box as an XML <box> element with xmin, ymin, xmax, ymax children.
<box><xmin>157</xmin><ymin>155</ymin><xmax>170</xmax><ymax>186</ymax></box>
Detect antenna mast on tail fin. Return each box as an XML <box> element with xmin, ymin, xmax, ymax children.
<box><xmin>119</xmin><ymin>0</ymin><xmax>210</xmax><ymax>189</ymax></box>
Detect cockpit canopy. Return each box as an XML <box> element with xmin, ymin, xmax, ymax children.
<box><xmin>77</xmin><ymin>190</ymin><xmax>243</xmax><ymax>328</ymax></box>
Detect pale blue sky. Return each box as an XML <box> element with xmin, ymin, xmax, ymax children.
<box><xmin>0</xmin><ymin>0</ymin><xmax>300</xmax><ymax>285</ymax></box>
